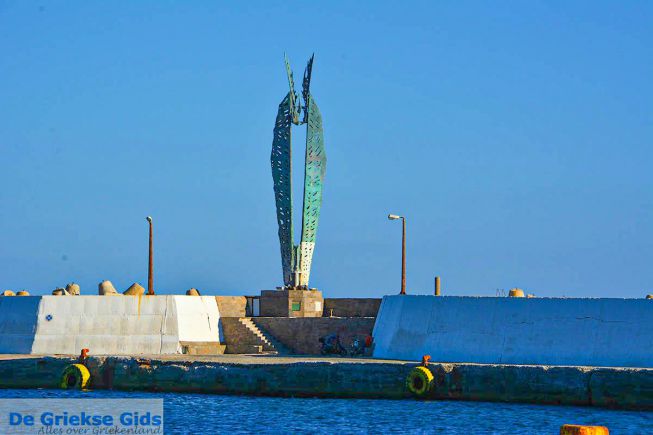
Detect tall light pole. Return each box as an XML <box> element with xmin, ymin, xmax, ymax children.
<box><xmin>146</xmin><ymin>216</ymin><xmax>154</xmax><ymax>295</ymax></box>
<box><xmin>388</xmin><ymin>214</ymin><xmax>406</xmax><ymax>295</ymax></box>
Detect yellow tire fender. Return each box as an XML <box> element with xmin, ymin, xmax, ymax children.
<box><xmin>406</xmin><ymin>366</ymin><xmax>434</xmax><ymax>397</ymax></box>
<box><xmin>60</xmin><ymin>364</ymin><xmax>91</xmax><ymax>389</ymax></box>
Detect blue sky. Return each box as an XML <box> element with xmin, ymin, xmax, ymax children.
<box><xmin>0</xmin><ymin>1</ymin><xmax>651</xmax><ymax>298</ymax></box>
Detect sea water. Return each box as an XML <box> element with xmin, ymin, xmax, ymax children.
<box><xmin>0</xmin><ymin>389</ymin><xmax>650</xmax><ymax>434</ymax></box>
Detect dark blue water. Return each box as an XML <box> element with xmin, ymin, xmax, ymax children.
<box><xmin>0</xmin><ymin>389</ymin><xmax>650</xmax><ymax>434</ymax></box>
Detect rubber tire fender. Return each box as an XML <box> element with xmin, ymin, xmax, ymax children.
<box><xmin>406</xmin><ymin>366</ymin><xmax>434</xmax><ymax>397</ymax></box>
<box><xmin>60</xmin><ymin>364</ymin><xmax>91</xmax><ymax>390</ymax></box>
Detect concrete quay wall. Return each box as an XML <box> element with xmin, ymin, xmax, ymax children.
<box><xmin>0</xmin><ymin>355</ymin><xmax>651</xmax><ymax>409</ymax></box>
<box><xmin>373</xmin><ymin>295</ymin><xmax>653</xmax><ymax>368</ymax></box>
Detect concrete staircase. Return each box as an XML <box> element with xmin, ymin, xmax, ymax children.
<box><xmin>242</xmin><ymin>318</ymin><xmax>291</xmax><ymax>355</ymax></box>
<box><xmin>222</xmin><ymin>317</ymin><xmax>289</xmax><ymax>355</ymax></box>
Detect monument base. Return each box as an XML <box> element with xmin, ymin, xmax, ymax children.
<box><xmin>259</xmin><ymin>289</ymin><xmax>324</xmax><ymax>317</ymax></box>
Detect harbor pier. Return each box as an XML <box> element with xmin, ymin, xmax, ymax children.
<box><xmin>0</xmin><ymin>354</ymin><xmax>651</xmax><ymax>410</ymax></box>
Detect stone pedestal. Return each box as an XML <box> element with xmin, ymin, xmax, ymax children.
<box><xmin>259</xmin><ymin>289</ymin><xmax>324</xmax><ymax>317</ymax></box>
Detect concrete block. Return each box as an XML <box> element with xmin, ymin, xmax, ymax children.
<box><xmin>0</xmin><ymin>295</ymin><xmax>223</xmax><ymax>355</ymax></box>
<box><xmin>123</xmin><ymin>283</ymin><xmax>145</xmax><ymax>295</ymax></box>
<box><xmin>66</xmin><ymin>283</ymin><xmax>80</xmax><ymax>295</ymax></box>
<box><xmin>373</xmin><ymin>295</ymin><xmax>653</xmax><ymax>367</ymax></box>
<box><xmin>98</xmin><ymin>280</ymin><xmax>118</xmax><ymax>295</ymax></box>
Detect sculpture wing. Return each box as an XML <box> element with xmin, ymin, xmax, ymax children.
<box><xmin>271</xmin><ymin>93</ymin><xmax>294</xmax><ymax>286</ymax></box>
<box><xmin>301</xmin><ymin>54</ymin><xmax>314</xmax><ymax>124</ymax></box>
<box><xmin>297</xmin><ymin>93</ymin><xmax>326</xmax><ymax>286</ymax></box>
<box><xmin>284</xmin><ymin>54</ymin><xmax>300</xmax><ymax>124</ymax></box>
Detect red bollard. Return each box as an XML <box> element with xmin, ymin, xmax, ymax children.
<box><xmin>79</xmin><ymin>348</ymin><xmax>89</xmax><ymax>365</ymax></box>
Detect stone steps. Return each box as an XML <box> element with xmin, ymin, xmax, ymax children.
<box><xmin>222</xmin><ymin>317</ymin><xmax>288</xmax><ymax>355</ymax></box>
<box><xmin>251</xmin><ymin>319</ymin><xmax>291</xmax><ymax>355</ymax></box>
<box><xmin>238</xmin><ymin>318</ymin><xmax>277</xmax><ymax>352</ymax></box>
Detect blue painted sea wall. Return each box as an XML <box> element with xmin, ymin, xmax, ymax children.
<box><xmin>372</xmin><ymin>295</ymin><xmax>653</xmax><ymax>368</ymax></box>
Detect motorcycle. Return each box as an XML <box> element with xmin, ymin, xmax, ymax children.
<box><xmin>349</xmin><ymin>337</ymin><xmax>366</xmax><ymax>357</ymax></box>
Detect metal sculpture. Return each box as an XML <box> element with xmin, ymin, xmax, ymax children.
<box><xmin>271</xmin><ymin>54</ymin><xmax>326</xmax><ymax>289</ymax></box>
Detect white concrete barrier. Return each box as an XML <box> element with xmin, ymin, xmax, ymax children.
<box><xmin>372</xmin><ymin>295</ymin><xmax>653</xmax><ymax>368</ymax></box>
<box><xmin>0</xmin><ymin>296</ymin><xmax>222</xmax><ymax>355</ymax></box>
<box><xmin>174</xmin><ymin>296</ymin><xmax>222</xmax><ymax>343</ymax></box>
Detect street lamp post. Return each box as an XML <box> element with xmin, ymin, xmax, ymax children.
<box><xmin>146</xmin><ymin>216</ymin><xmax>154</xmax><ymax>295</ymax></box>
<box><xmin>388</xmin><ymin>214</ymin><xmax>406</xmax><ymax>295</ymax></box>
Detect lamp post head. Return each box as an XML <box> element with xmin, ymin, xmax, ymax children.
<box><xmin>388</xmin><ymin>214</ymin><xmax>402</xmax><ymax>220</ymax></box>
<box><xmin>146</xmin><ymin>216</ymin><xmax>152</xmax><ymax>223</ymax></box>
